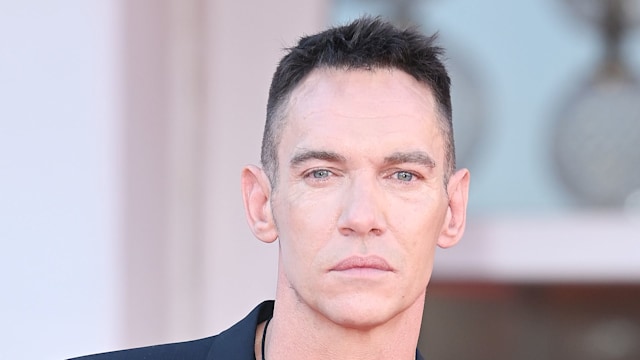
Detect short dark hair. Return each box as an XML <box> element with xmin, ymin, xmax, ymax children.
<box><xmin>261</xmin><ymin>16</ymin><xmax>454</xmax><ymax>187</ymax></box>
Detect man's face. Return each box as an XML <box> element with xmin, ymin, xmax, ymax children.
<box><xmin>269</xmin><ymin>68</ymin><xmax>458</xmax><ymax>329</ymax></box>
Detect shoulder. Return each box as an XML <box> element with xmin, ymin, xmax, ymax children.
<box><xmin>70</xmin><ymin>336</ymin><xmax>216</xmax><ymax>360</ymax></box>
<box><xmin>69</xmin><ymin>301</ymin><xmax>275</xmax><ymax>360</ymax></box>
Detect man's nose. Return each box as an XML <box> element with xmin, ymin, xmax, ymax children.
<box><xmin>337</xmin><ymin>176</ymin><xmax>386</xmax><ymax>237</ymax></box>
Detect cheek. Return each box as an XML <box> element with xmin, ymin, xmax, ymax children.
<box><xmin>391</xmin><ymin>199</ymin><xmax>447</xmax><ymax>269</ymax></box>
<box><xmin>284</xmin><ymin>185</ymin><xmax>342</xmax><ymax>234</ymax></box>
<box><xmin>395</xmin><ymin>219</ymin><xmax>440</xmax><ymax>294</ymax></box>
<box><xmin>390</xmin><ymin>195</ymin><xmax>446</xmax><ymax>236</ymax></box>
<box><xmin>274</xmin><ymin>191</ymin><xmax>340</xmax><ymax>273</ymax></box>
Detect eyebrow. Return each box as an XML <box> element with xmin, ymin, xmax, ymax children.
<box><xmin>383</xmin><ymin>151</ymin><xmax>436</xmax><ymax>168</ymax></box>
<box><xmin>290</xmin><ymin>149</ymin><xmax>347</xmax><ymax>167</ymax></box>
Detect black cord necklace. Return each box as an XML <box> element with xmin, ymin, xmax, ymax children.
<box><xmin>261</xmin><ymin>318</ymin><xmax>271</xmax><ymax>360</ymax></box>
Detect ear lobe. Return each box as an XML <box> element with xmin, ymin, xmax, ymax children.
<box><xmin>437</xmin><ymin>168</ymin><xmax>470</xmax><ymax>249</ymax></box>
<box><xmin>241</xmin><ymin>165</ymin><xmax>278</xmax><ymax>243</ymax></box>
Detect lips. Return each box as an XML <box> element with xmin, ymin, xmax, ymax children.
<box><xmin>331</xmin><ymin>256</ymin><xmax>393</xmax><ymax>272</ymax></box>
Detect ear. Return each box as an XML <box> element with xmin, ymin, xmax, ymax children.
<box><xmin>437</xmin><ymin>168</ymin><xmax>470</xmax><ymax>249</ymax></box>
<box><xmin>241</xmin><ymin>165</ymin><xmax>278</xmax><ymax>243</ymax></box>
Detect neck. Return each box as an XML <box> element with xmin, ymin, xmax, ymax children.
<box><xmin>263</xmin><ymin>281</ymin><xmax>425</xmax><ymax>360</ymax></box>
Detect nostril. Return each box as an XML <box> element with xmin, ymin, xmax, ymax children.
<box><xmin>338</xmin><ymin>227</ymin><xmax>354</xmax><ymax>236</ymax></box>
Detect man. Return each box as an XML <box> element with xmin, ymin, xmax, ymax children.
<box><xmin>74</xmin><ymin>16</ymin><xmax>469</xmax><ymax>360</ymax></box>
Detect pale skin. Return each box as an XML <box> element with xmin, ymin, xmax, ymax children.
<box><xmin>242</xmin><ymin>68</ymin><xmax>470</xmax><ymax>360</ymax></box>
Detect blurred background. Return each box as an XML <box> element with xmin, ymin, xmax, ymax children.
<box><xmin>1</xmin><ymin>0</ymin><xmax>639</xmax><ymax>359</ymax></box>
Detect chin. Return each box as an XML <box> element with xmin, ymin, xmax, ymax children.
<box><xmin>316</xmin><ymin>294</ymin><xmax>408</xmax><ymax>330</ymax></box>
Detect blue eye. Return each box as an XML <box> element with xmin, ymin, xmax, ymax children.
<box><xmin>395</xmin><ymin>171</ymin><xmax>414</xmax><ymax>181</ymax></box>
<box><xmin>311</xmin><ymin>169</ymin><xmax>331</xmax><ymax>178</ymax></box>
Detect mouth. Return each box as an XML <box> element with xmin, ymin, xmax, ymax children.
<box><xmin>330</xmin><ymin>255</ymin><xmax>393</xmax><ymax>272</ymax></box>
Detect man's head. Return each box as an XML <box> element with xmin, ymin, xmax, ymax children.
<box><xmin>261</xmin><ymin>16</ymin><xmax>454</xmax><ymax>188</ymax></box>
<box><xmin>241</xmin><ymin>16</ymin><xmax>469</xmax><ymax>332</ymax></box>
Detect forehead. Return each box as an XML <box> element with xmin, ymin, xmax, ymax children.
<box><xmin>286</xmin><ymin>68</ymin><xmax>437</xmax><ymax>123</ymax></box>
<box><xmin>278</xmin><ymin>68</ymin><xmax>442</xmax><ymax>152</ymax></box>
